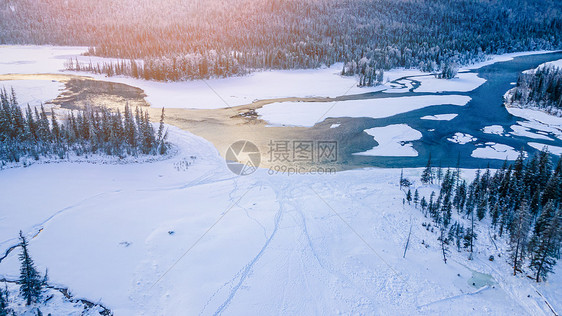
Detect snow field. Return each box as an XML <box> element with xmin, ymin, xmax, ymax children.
<box><xmin>0</xmin><ymin>128</ymin><xmax>559</xmax><ymax>315</ymax></box>
<box><xmin>0</xmin><ymin>80</ymin><xmax>64</xmax><ymax>107</ymax></box>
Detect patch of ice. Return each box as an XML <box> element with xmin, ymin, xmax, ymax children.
<box><xmin>471</xmin><ymin>143</ymin><xmax>521</xmax><ymax>160</ymax></box>
<box><xmin>509</xmin><ymin>125</ymin><xmax>553</xmax><ymax>141</ymax></box>
<box><xmin>506</xmin><ymin>107</ymin><xmax>562</xmax><ymax>140</ymax></box>
<box><xmin>482</xmin><ymin>125</ymin><xmax>505</xmax><ymax>135</ymax></box>
<box><xmin>353</xmin><ymin>124</ymin><xmax>422</xmax><ymax>157</ymax></box>
<box><xmin>528</xmin><ymin>143</ymin><xmax>562</xmax><ymax>155</ymax></box>
<box><xmin>448</xmin><ymin>133</ymin><xmax>476</xmax><ymax>144</ymax></box>
<box><xmin>421</xmin><ymin>114</ymin><xmax>458</xmax><ymax>121</ymax></box>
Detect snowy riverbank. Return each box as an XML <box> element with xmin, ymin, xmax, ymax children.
<box><xmin>0</xmin><ymin>126</ymin><xmax>560</xmax><ymax>315</ymax></box>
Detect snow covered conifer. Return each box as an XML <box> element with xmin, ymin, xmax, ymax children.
<box><xmin>420</xmin><ymin>196</ymin><xmax>428</xmax><ymax>214</ymax></box>
<box><xmin>0</xmin><ymin>286</ymin><xmax>9</xmax><ymax>316</ymax></box>
<box><xmin>157</xmin><ymin>108</ymin><xmax>168</xmax><ymax>155</ymax></box>
<box><xmin>18</xmin><ymin>231</ymin><xmax>43</xmax><ymax>305</ymax></box>
<box><xmin>529</xmin><ymin>203</ymin><xmax>562</xmax><ymax>282</ymax></box>
<box><xmin>510</xmin><ymin>200</ymin><xmax>531</xmax><ymax>275</ymax></box>
<box><xmin>421</xmin><ymin>154</ymin><xmax>433</xmax><ymax>184</ymax></box>
<box><xmin>406</xmin><ymin>189</ymin><xmax>412</xmax><ymax>204</ymax></box>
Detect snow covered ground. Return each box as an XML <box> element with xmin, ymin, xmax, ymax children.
<box><xmin>1</xmin><ymin>45</ymin><xmax>562</xmax><ymax>315</ymax></box>
<box><xmin>0</xmin><ymin>45</ymin><xmax>87</xmax><ymax>74</ymax></box>
<box><xmin>471</xmin><ymin>143</ymin><xmax>521</xmax><ymax>160</ymax></box>
<box><xmin>0</xmin><ymin>45</ymin><xmax>490</xmax><ymax>112</ymax></box>
<box><xmin>256</xmin><ymin>95</ymin><xmax>471</xmax><ymax>127</ymax></box>
<box><xmin>0</xmin><ymin>45</ymin><xmax>385</xmax><ymax>109</ymax></box>
<box><xmin>1</xmin><ymin>281</ymin><xmax>108</xmax><ymax>315</ymax></box>
<box><xmin>413</xmin><ymin>72</ymin><xmax>486</xmax><ymax>93</ymax></box>
<box><xmin>0</xmin><ymin>46</ymin><xmax>552</xmax><ymax>116</ymax></box>
<box><xmin>0</xmin><ymin>127</ymin><xmax>559</xmax><ymax>315</ymax></box>
<box><xmin>353</xmin><ymin>124</ymin><xmax>422</xmax><ymax>157</ymax></box>
<box><xmin>0</xmin><ymin>79</ymin><xmax>64</xmax><ymax>107</ymax></box>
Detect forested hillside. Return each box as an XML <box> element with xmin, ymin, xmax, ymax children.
<box><xmin>506</xmin><ymin>65</ymin><xmax>562</xmax><ymax>116</ymax></box>
<box><xmin>409</xmin><ymin>150</ymin><xmax>562</xmax><ymax>282</ymax></box>
<box><xmin>1</xmin><ymin>0</ymin><xmax>561</xmax><ymax>80</ymax></box>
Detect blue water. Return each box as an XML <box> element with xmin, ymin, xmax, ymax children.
<box><xmin>314</xmin><ymin>51</ymin><xmax>562</xmax><ymax>169</ymax></box>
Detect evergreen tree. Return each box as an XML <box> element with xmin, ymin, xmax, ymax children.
<box><xmin>541</xmin><ymin>173</ymin><xmax>560</xmax><ymax>206</ymax></box>
<box><xmin>529</xmin><ymin>203</ymin><xmax>562</xmax><ymax>282</ymax></box>
<box><xmin>420</xmin><ymin>196</ymin><xmax>428</xmax><ymax>215</ymax></box>
<box><xmin>453</xmin><ymin>180</ymin><xmax>467</xmax><ymax>211</ymax></box>
<box><xmin>436</xmin><ymin>163</ymin><xmax>443</xmax><ymax>184</ymax></box>
<box><xmin>0</xmin><ymin>90</ymin><xmax>170</xmax><ymax>163</ymax></box>
<box><xmin>0</xmin><ymin>285</ymin><xmax>9</xmax><ymax>316</ymax></box>
<box><xmin>510</xmin><ymin>200</ymin><xmax>531</xmax><ymax>276</ymax></box>
<box><xmin>441</xmin><ymin>193</ymin><xmax>452</xmax><ymax>228</ymax></box>
<box><xmin>439</xmin><ymin>227</ymin><xmax>449</xmax><ymax>264</ymax></box>
<box><xmin>476</xmin><ymin>197</ymin><xmax>487</xmax><ymax>221</ymax></box>
<box><xmin>406</xmin><ymin>189</ymin><xmax>412</xmax><ymax>205</ymax></box>
<box><xmin>123</xmin><ymin>103</ymin><xmax>137</xmax><ymax>154</ymax></box>
<box><xmin>421</xmin><ymin>153</ymin><xmax>433</xmax><ymax>184</ymax></box>
<box><xmin>157</xmin><ymin>107</ymin><xmax>168</xmax><ymax>155</ymax></box>
<box><xmin>18</xmin><ymin>231</ymin><xmax>43</xmax><ymax>305</ymax></box>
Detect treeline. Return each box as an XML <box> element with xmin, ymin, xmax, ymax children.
<box><xmin>64</xmin><ymin>52</ymin><xmax>246</xmax><ymax>81</ymax></box>
<box><xmin>404</xmin><ymin>150</ymin><xmax>562</xmax><ymax>282</ymax></box>
<box><xmin>1</xmin><ymin>0</ymin><xmax>561</xmax><ymax>80</ymax></box>
<box><xmin>0</xmin><ymin>88</ymin><xmax>169</xmax><ymax>164</ymax></box>
<box><xmin>507</xmin><ymin>65</ymin><xmax>562</xmax><ymax>116</ymax></box>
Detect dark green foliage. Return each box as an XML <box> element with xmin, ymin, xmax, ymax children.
<box><xmin>510</xmin><ymin>200</ymin><xmax>531</xmax><ymax>276</ymax></box>
<box><xmin>448</xmin><ymin>221</ymin><xmax>465</xmax><ymax>252</ymax></box>
<box><xmin>18</xmin><ymin>232</ymin><xmax>43</xmax><ymax>306</ymax></box>
<box><xmin>406</xmin><ymin>189</ymin><xmax>412</xmax><ymax>204</ymax></box>
<box><xmin>417</xmin><ymin>148</ymin><xmax>562</xmax><ymax>280</ymax></box>
<box><xmin>508</xmin><ymin>66</ymin><xmax>562</xmax><ymax>116</ymax></box>
<box><xmin>0</xmin><ymin>285</ymin><xmax>9</xmax><ymax>316</ymax></box>
<box><xmin>528</xmin><ymin>203</ymin><xmax>562</xmax><ymax>282</ymax></box>
<box><xmin>3</xmin><ymin>0</ymin><xmax>560</xmax><ymax>80</ymax></box>
<box><xmin>0</xmin><ymin>89</ymin><xmax>169</xmax><ymax>163</ymax></box>
<box><xmin>421</xmin><ymin>154</ymin><xmax>433</xmax><ymax>184</ymax></box>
